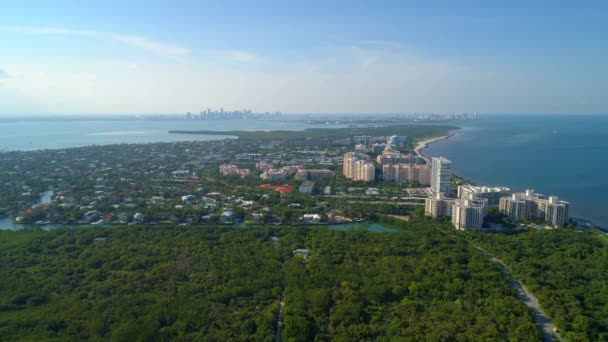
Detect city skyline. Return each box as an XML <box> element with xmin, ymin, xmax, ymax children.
<box><xmin>1</xmin><ymin>1</ymin><xmax>607</xmax><ymax>115</ymax></box>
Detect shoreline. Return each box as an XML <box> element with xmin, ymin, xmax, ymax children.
<box><xmin>414</xmin><ymin>130</ymin><xmax>607</xmax><ymax>231</ymax></box>
<box><xmin>414</xmin><ymin>132</ymin><xmax>456</xmax><ymax>163</ymax></box>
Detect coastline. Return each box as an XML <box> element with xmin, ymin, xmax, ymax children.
<box><xmin>415</xmin><ymin>129</ymin><xmax>607</xmax><ymax>231</ymax></box>
<box><xmin>414</xmin><ymin>132</ymin><xmax>456</xmax><ymax>163</ymax></box>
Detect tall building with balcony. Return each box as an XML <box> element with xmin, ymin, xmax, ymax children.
<box><xmin>425</xmin><ymin>192</ymin><xmax>453</xmax><ymax>218</ymax></box>
<box><xmin>499</xmin><ymin>189</ymin><xmax>540</xmax><ymax>222</ymax></box>
<box><xmin>499</xmin><ymin>190</ymin><xmax>570</xmax><ymax>227</ymax></box>
<box><xmin>431</xmin><ymin>157</ymin><xmax>452</xmax><ymax>194</ymax></box>
<box><xmin>343</xmin><ymin>152</ymin><xmax>369</xmax><ymax>178</ymax></box>
<box><xmin>343</xmin><ymin>152</ymin><xmax>374</xmax><ymax>182</ymax></box>
<box><xmin>355</xmin><ymin>160</ymin><xmax>376</xmax><ymax>182</ymax></box>
<box><xmin>384</xmin><ymin>164</ymin><xmax>431</xmax><ymax>185</ymax></box>
<box><xmin>536</xmin><ymin>196</ymin><xmax>570</xmax><ymax>227</ymax></box>
<box><xmin>452</xmin><ymin>197</ymin><xmax>488</xmax><ymax>231</ymax></box>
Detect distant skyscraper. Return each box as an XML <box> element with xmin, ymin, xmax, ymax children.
<box><xmin>431</xmin><ymin>157</ymin><xmax>452</xmax><ymax>194</ymax></box>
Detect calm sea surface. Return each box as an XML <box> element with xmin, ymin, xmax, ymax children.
<box><xmin>424</xmin><ymin>114</ymin><xmax>608</xmax><ymax>228</ymax></box>
<box><xmin>0</xmin><ymin>119</ymin><xmax>337</xmax><ymax>151</ymax></box>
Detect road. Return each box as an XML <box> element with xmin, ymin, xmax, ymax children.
<box><xmin>475</xmin><ymin>246</ymin><xmax>563</xmax><ymax>342</ymax></box>
<box><xmin>275</xmin><ymin>261</ymin><xmax>286</xmax><ymax>342</ymax></box>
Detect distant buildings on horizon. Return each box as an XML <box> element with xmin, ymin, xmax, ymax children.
<box><xmin>185</xmin><ymin>108</ymin><xmax>283</xmax><ymax>120</ymax></box>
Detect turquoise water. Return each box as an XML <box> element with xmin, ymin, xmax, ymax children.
<box><xmin>0</xmin><ymin>119</ymin><xmax>340</xmax><ymax>151</ymax></box>
<box><xmin>328</xmin><ymin>222</ymin><xmax>397</xmax><ymax>233</ymax></box>
<box><xmin>424</xmin><ymin>114</ymin><xmax>608</xmax><ymax>228</ymax></box>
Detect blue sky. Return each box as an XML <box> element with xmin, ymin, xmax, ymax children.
<box><xmin>0</xmin><ymin>0</ymin><xmax>607</xmax><ymax>114</ymax></box>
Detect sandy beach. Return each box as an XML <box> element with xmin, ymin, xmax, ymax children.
<box><xmin>414</xmin><ymin>132</ymin><xmax>455</xmax><ymax>163</ymax></box>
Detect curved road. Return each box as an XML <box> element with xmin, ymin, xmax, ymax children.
<box><xmin>475</xmin><ymin>246</ymin><xmax>563</xmax><ymax>342</ymax></box>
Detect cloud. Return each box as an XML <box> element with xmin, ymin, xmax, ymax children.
<box><xmin>2</xmin><ymin>39</ymin><xmax>606</xmax><ymax>115</ymax></box>
<box><xmin>3</xmin><ymin>27</ymin><xmax>189</xmax><ymax>58</ymax></box>
<box><xmin>225</xmin><ymin>50</ymin><xmax>261</xmax><ymax>64</ymax></box>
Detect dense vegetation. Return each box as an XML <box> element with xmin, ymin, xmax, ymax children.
<box><xmin>0</xmin><ymin>227</ymin><xmax>285</xmax><ymax>341</ymax></box>
<box><xmin>470</xmin><ymin>229</ymin><xmax>608</xmax><ymax>341</ymax></box>
<box><xmin>169</xmin><ymin>123</ymin><xmax>456</xmax><ymax>147</ymax></box>
<box><xmin>0</xmin><ymin>219</ymin><xmax>542</xmax><ymax>341</ymax></box>
<box><xmin>282</xmin><ymin>217</ymin><xmax>540</xmax><ymax>341</ymax></box>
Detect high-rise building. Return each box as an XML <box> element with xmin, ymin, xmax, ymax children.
<box><xmin>452</xmin><ymin>197</ymin><xmax>488</xmax><ymax>231</ymax></box>
<box><xmin>343</xmin><ymin>152</ymin><xmax>374</xmax><ymax>182</ymax></box>
<box><xmin>384</xmin><ymin>164</ymin><xmax>431</xmax><ymax>185</ymax></box>
<box><xmin>376</xmin><ymin>150</ymin><xmax>415</xmax><ymax>166</ymax></box>
<box><xmin>499</xmin><ymin>190</ymin><xmax>570</xmax><ymax>227</ymax></box>
<box><xmin>355</xmin><ymin>160</ymin><xmax>375</xmax><ymax>182</ymax></box>
<box><xmin>536</xmin><ymin>196</ymin><xmax>570</xmax><ymax>227</ymax></box>
<box><xmin>499</xmin><ymin>189</ymin><xmax>540</xmax><ymax>222</ymax></box>
<box><xmin>431</xmin><ymin>157</ymin><xmax>452</xmax><ymax>194</ymax></box>
<box><xmin>425</xmin><ymin>192</ymin><xmax>453</xmax><ymax>218</ymax></box>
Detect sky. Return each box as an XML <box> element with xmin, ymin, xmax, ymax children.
<box><xmin>0</xmin><ymin>0</ymin><xmax>607</xmax><ymax>115</ymax></box>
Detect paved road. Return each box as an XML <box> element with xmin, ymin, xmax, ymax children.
<box><xmin>475</xmin><ymin>247</ymin><xmax>563</xmax><ymax>342</ymax></box>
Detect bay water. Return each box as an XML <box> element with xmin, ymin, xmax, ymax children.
<box><xmin>424</xmin><ymin>114</ymin><xmax>608</xmax><ymax>228</ymax></box>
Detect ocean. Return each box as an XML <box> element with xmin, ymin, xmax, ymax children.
<box><xmin>0</xmin><ymin>119</ymin><xmax>335</xmax><ymax>151</ymax></box>
<box><xmin>424</xmin><ymin>114</ymin><xmax>608</xmax><ymax>228</ymax></box>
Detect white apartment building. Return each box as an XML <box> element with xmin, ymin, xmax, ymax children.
<box><xmin>499</xmin><ymin>190</ymin><xmax>570</xmax><ymax>227</ymax></box>
<box><xmin>452</xmin><ymin>197</ymin><xmax>488</xmax><ymax>231</ymax></box>
<box><xmin>431</xmin><ymin>157</ymin><xmax>452</xmax><ymax>194</ymax></box>
<box><xmin>425</xmin><ymin>192</ymin><xmax>488</xmax><ymax>230</ymax></box>
<box><xmin>536</xmin><ymin>196</ymin><xmax>570</xmax><ymax>227</ymax></box>
<box><xmin>424</xmin><ymin>192</ymin><xmax>453</xmax><ymax>218</ymax></box>
<box><xmin>458</xmin><ymin>185</ymin><xmax>511</xmax><ymax>206</ymax></box>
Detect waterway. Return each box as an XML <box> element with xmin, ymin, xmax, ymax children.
<box><xmin>0</xmin><ymin>190</ymin><xmax>60</xmax><ymax>231</ymax></box>
<box><xmin>0</xmin><ymin>119</ymin><xmax>345</xmax><ymax>151</ymax></box>
<box><xmin>328</xmin><ymin>222</ymin><xmax>396</xmax><ymax>233</ymax></box>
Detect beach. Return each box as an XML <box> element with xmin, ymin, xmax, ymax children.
<box><xmin>414</xmin><ymin>132</ymin><xmax>455</xmax><ymax>163</ymax></box>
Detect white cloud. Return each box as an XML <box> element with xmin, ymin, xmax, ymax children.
<box><xmin>225</xmin><ymin>50</ymin><xmax>261</xmax><ymax>64</ymax></box>
<box><xmin>3</xmin><ymin>27</ymin><xmax>189</xmax><ymax>58</ymax></box>
<box><xmin>1</xmin><ymin>41</ymin><xmax>606</xmax><ymax>115</ymax></box>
